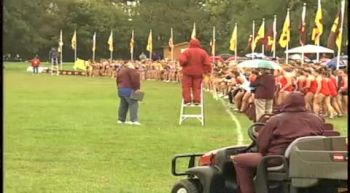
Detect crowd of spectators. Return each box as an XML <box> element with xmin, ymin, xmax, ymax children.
<box><xmin>78</xmin><ymin>55</ymin><xmax>348</xmax><ymax>121</ymax></box>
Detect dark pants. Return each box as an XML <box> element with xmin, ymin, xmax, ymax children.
<box><xmin>232</xmin><ymin>153</ymin><xmax>263</xmax><ymax>193</ymax></box>
<box><xmin>181</xmin><ymin>74</ymin><xmax>203</xmax><ymax>104</ymax></box>
<box><xmin>118</xmin><ymin>91</ymin><xmax>139</xmax><ymax>122</ymax></box>
<box><xmin>33</xmin><ymin>66</ymin><xmax>39</xmax><ymax>74</ymax></box>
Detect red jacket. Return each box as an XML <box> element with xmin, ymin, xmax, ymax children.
<box><xmin>31</xmin><ymin>58</ymin><xmax>40</xmax><ymax>67</ymax></box>
<box><xmin>179</xmin><ymin>39</ymin><xmax>211</xmax><ymax>76</ymax></box>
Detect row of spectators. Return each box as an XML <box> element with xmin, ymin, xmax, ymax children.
<box><xmin>84</xmin><ymin>58</ymin><xmax>348</xmax><ymax>121</ymax></box>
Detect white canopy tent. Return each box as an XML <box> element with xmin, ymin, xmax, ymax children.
<box><xmin>285</xmin><ymin>44</ymin><xmax>334</xmax><ymax>54</ymax></box>
<box><xmin>284</xmin><ymin>44</ymin><xmax>334</xmax><ymax>65</ymax></box>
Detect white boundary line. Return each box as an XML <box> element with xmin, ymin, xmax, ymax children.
<box><xmin>218</xmin><ymin>98</ymin><xmax>244</xmax><ymax>145</ymax></box>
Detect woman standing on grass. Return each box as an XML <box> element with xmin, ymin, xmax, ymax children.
<box><xmin>116</xmin><ymin>62</ymin><xmax>141</xmax><ymax>125</ymax></box>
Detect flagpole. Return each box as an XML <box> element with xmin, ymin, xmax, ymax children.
<box><xmin>261</xmin><ymin>18</ymin><xmax>265</xmax><ymax>56</ymax></box>
<box><xmin>273</xmin><ymin>15</ymin><xmax>277</xmax><ymax>58</ymax></box>
<box><xmin>286</xmin><ymin>9</ymin><xmax>290</xmax><ymax>64</ymax></box>
<box><xmin>301</xmin><ymin>3</ymin><xmax>306</xmax><ymax>66</ymax></box>
<box><xmin>212</xmin><ymin>26</ymin><xmax>216</xmax><ymax>57</ymax></box>
<box><xmin>60</xmin><ymin>30</ymin><xmax>63</xmax><ymax>70</ymax></box>
<box><xmin>92</xmin><ymin>32</ymin><xmax>96</xmax><ymax>62</ymax></box>
<box><xmin>336</xmin><ymin>0</ymin><xmax>345</xmax><ymax>70</ymax></box>
<box><xmin>131</xmin><ymin>30</ymin><xmax>134</xmax><ymax>61</ymax></box>
<box><xmin>252</xmin><ymin>20</ymin><xmax>255</xmax><ymax>59</ymax></box>
<box><xmin>75</xmin><ymin>46</ymin><xmax>77</xmax><ymax>62</ymax></box>
<box><xmin>171</xmin><ymin>27</ymin><xmax>174</xmax><ymax>61</ymax></box>
<box><xmin>316</xmin><ymin>0</ymin><xmax>321</xmax><ymax>63</ymax></box>
<box><xmin>235</xmin><ymin>23</ymin><xmax>238</xmax><ymax>62</ymax></box>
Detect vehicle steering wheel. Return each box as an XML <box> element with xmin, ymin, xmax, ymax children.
<box><xmin>247</xmin><ymin>122</ymin><xmax>266</xmax><ymax>142</ymax></box>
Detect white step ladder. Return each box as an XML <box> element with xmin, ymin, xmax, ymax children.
<box><xmin>179</xmin><ymin>85</ymin><xmax>204</xmax><ymax>126</ymax></box>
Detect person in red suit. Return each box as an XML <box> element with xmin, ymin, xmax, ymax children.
<box><xmin>31</xmin><ymin>55</ymin><xmax>41</xmax><ymax>74</ymax></box>
<box><xmin>179</xmin><ymin>38</ymin><xmax>211</xmax><ymax>105</ymax></box>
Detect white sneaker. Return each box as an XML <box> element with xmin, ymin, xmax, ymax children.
<box><xmin>131</xmin><ymin>121</ymin><xmax>141</xmax><ymax>125</ymax></box>
<box><xmin>117</xmin><ymin>120</ymin><xmax>125</xmax><ymax>124</ymax></box>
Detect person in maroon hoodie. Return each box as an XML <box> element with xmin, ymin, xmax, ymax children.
<box><xmin>230</xmin><ymin>92</ymin><xmax>324</xmax><ymax>193</ymax></box>
<box><xmin>250</xmin><ymin>68</ymin><xmax>276</xmax><ymax>121</ymax></box>
<box><xmin>179</xmin><ymin>38</ymin><xmax>211</xmax><ymax>105</ymax></box>
<box><xmin>116</xmin><ymin>62</ymin><xmax>141</xmax><ymax>125</ymax></box>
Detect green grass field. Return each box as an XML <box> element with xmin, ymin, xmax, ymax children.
<box><xmin>4</xmin><ymin>62</ymin><xmax>347</xmax><ymax>193</ymax></box>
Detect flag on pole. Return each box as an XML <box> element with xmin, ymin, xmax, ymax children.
<box><xmin>92</xmin><ymin>32</ymin><xmax>96</xmax><ymax>52</ymax></box>
<box><xmin>253</xmin><ymin>19</ymin><xmax>265</xmax><ymax>48</ymax></box>
<box><xmin>130</xmin><ymin>30</ymin><xmax>134</xmax><ymax>54</ymax></box>
<box><xmin>71</xmin><ymin>30</ymin><xmax>77</xmax><ymax>50</ymax></box>
<box><xmin>299</xmin><ymin>3</ymin><xmax>307</xmax><ymax>46</ymax></box>
<box><xmin>279</xmin><ymin>9</ymin><xmax>290</xmax><ymax>48</ymax></box>
<box><xmin>108</xmin><ymin>31</ymin><xmax>113</xmax><ymax>52</ymax></box>
<box><xmin>245</xmin><ymin>35</ymin><xmax>253</xmax><ymax>51</ymax></box>
<box><xmin>73</xmin><ymin>58</ymin><xmax>87</xmax><ymax>71</ymax></box>
<box><xmin>229</xmin><ymin>24</ymin><xmax>237</xmax><ymax>52</ymax></box>
<box><xmin>311</xmin><ymin>0</ymin><xmax>323</xmax><ymax>45</ymax></box>
<box><xmin>168</xmin><ymin>29</ymin><xmax>174</xmax><ymax>48</ymax></box>
<box><xmin>264</xmin><ymin>25</ymin><xmax>274</xmax><ymax>51</ymax></box>
<box><xmin>211</xmin><ymin>26</ymin><xmax>216</xmax><ymax>56</ymax></box>
<box><xmin>327</xmin><ymin>11</ymin><xmax>341</xmax><ymax>50</ymax></box>
<box><xmin>58</xmin><ymin>30</ymin><xmax>63</xmax><ymax>53</ymax></box>
<box><xmin>146</xmin><ymin>29</ymin><xmax>152</xmax><ymax>52</ymax></box>
<box><xmin>191</xmin><ymin>22</ymin><xmax>196</xmax><ymax>39</ymax></box>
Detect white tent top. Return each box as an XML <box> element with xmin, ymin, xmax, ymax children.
<box><xmin>285</xmin><ymin>44</ymin><xmax>334</xmax><ymax>54</ymax></box>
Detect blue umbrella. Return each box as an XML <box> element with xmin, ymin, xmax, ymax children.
<box><xmin>327</xmin><ymin>57</ymin><xmax>346</xmax><ymax>69</ymax></box>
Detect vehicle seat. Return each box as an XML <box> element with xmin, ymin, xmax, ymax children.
<box><xmin>254</xmin><ymin>136</ymin><xmax>326</xmax><ymax>193</ymax></box>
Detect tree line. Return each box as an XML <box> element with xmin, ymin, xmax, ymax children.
<box><xmin>3</xmin><ymin>0</ymin><xmax>348</xmax><ymax>61</ymax></box>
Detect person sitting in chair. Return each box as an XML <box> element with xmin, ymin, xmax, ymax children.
<box><xmin>230</xmin><ymin>92</ymin><xmax>324</xmax><ymax>193</ymax></box>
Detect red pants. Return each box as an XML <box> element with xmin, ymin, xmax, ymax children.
<box><xmin>181</xmin><ymin>74</ymin><xmax>203</xmax><ymax>104</ymax></box>
<box><xmin>232</xmin><ymin>153</ymin><xmax>263</xmax><ymax>193</ymax></box>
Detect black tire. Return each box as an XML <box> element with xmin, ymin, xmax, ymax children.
<box><xmin>171</xmin><ymin>179</ymin><xmax>201</xmax><ymax>193</ymax></box>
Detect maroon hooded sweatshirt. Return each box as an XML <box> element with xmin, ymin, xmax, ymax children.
<box><xmin>179</xmin><ymin>38</ymin><xmax>211</xmax><ymax>76</ymax></box>
<box><xmin>257</xmin><ymin>92</ymin><xmax>324</xmax><ymax>156</ymax></box>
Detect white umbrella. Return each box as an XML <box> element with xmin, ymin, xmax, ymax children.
<box><xmin>285</xmin><ymin>44</ymin><xmax>334</xmax><ymax>54</ymax></box>
<box><xmin>245</xmin><ymin>53</ymin><xmax>266</xmax><ymax>58</ymax></box>
<box><xmin>237</xmin><ymin>59</ymin><xmax>282</xmax><ymax>70</ymax></box>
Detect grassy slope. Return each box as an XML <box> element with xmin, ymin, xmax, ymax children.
<box><xmin>4</xmin><ymin>63</ymin><xmax>347</xmax><ymax>193</ymax></box>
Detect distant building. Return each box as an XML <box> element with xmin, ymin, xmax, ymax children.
<box><xmin>163</xmin><ymin>42</ymin><xmax>188</xmax><ymax>61</ymax></box>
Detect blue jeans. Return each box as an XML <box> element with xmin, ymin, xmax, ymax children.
<box><xmin>118</xmin><ymin>90</ymin><xmax>139</xmax><ymax>122</ymax></box>
<box><xmin>33</xmin><ymin>66</ymin><xmax>39</xmax><ymax>74</ymax></box>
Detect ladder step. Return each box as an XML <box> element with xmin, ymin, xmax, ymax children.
<box><xmin>183</xmin><ymin>105</ymin><xmax>202</xmax><ymax>108</ymax></box>
<box><xmin>181</xmin><ymin>115</ymin><xmax>203</xmax><ymax>118</ymax></box>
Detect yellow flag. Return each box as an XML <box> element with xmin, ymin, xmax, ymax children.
<box><xmin>73</xmin><ymin>58</ymin><xmax>87</xmax><ymax>71</ymax></box>
<box><xmin>279</xmin><ymin>9</ymin><xmax>290</xmax><ymax>48</ymax></box>
<box><xmin>311</xmin><ymin>0</ymin><xmax>323</xmax><ymax>45</ymax></box>
<box><xmin>229</xmin><ymin>24</ymin><xmax>237</xmax><ymax>52</ymax></box>
<box><xmin>254</xmin><ymin>19</ymin><xmax>265</xmax><ymax>47</ymax></box>
<box><xmin>191</xmin><ymin>22</ymin><xmax>196</xmax><ymax>39</ymax></box>
<box><xmin>108</xmin><ymin>31</ymin><xmax>113</xmax><ymax>52</ymax></box>
<box><xmin>71</xmin><ymin>30</ymin><xmax>77</xmax><ymax>50</ymax></box>
<box><xmin>146</xmin><ymin>30</ymin><xmax>152</xmax><ymax>52</ymax></box>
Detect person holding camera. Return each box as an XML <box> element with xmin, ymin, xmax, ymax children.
<box><xmin>116</xmin><ymin>62</ymin><xmax>141</xmax><ymax>125</ymax></box>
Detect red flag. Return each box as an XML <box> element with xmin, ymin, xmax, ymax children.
<box><xmin>263</xmin><ymin>25</ymin><xmax>274</xmax><ymax>51</ymax></box>
<box><xmin>245</xmin><ymin>35</ymin><xmax>253</xmax><ymax>51</ymax></box>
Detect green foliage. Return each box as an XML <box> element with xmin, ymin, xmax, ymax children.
<box><xmin>3</xmin><ymin>0</ymin><xmax>348</xmax><ymax>60</ymax></box>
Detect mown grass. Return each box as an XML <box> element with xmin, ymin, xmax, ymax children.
<box><xmin>4</xmin><ymin>62</ymin><xmax>347</xmax><ymax>193</ymax></box>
